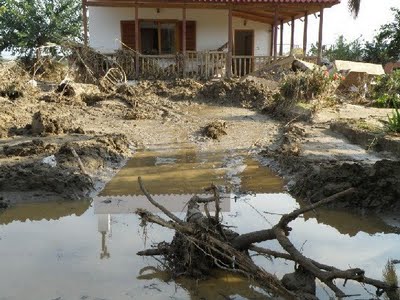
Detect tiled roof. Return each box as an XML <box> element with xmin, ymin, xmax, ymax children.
<box><xmin>186</xmin><ymin>0</ymin><xmax>339</xmax><ymax>3</ymax></box>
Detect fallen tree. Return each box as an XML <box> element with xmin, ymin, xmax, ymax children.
<box><xmin>135</xmin><ymin>177</ymin><xmax>398</xmax><ymax>299</ymax></box>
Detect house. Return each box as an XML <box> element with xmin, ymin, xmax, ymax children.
<box><xmin>82</xmin><ymin>0</ymin><xmax>340</xmax><ymax>78</ymax></box>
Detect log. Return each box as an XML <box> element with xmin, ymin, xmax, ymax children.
<box><xmin>135</xmin><ymin>179</ymin><xmax>398</xmax><ymax>299</ymax></box>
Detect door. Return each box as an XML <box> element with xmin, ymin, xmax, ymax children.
<box><xmin>234</xmin><ymin>30</ymin><xmax>254</xmax><ymax>76</ymax></box>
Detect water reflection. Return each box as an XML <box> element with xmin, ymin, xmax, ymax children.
<box><xmin>0</xmin><ymin>148</ymin><xmax>399</xmax><ymax>299</ymax></box>
<box><xmin>0</xmin><ymin>200</ymin><xmax>90</xmax><ymax>225</ymax></box>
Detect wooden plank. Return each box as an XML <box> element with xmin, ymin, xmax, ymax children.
<box><xmin>273</xmin><ymin>8</ymin><xmax>278</xmax><ymax>60</ymax></box>
<box><xmin>227</xmin><ymin>6</ymin><xmax>233</xmax><ymax>78</ymax></box>
<box><xmin>279</xmin><ymin>19</ymin><xmax>283</xmax><ymax>56</ymax></box>
<box><xmin>303</xmin><ymin>11</ymin><xmax>308</xmax><ymax>55</ymax></box>
<box><xmin>270</xmin><ymin>25</ymin><xmax>274</xmax><ymax>56</ymax></box>
<box><xmin>135</xmin><ymin>4</ymin><xmax>139</xmax><ymax>77</ymax></box>
<box><xmin>317</xmin><ymin>7</ymin><xmax>324</xmax><ymax>65</ymax></box>
<box><xmin>290</xmin><ymin>16</ymin><xmax>295</xmax><ymax>52</ymax></box>
<box><xmin>82</xmin><ymin>0</ymin><xmax>88</xmax><ymax>46</ymax></box>
<box><xmin>182</xmin><ymin>6</ymin><xmax>186</xmax><ymax>77</ymax></box>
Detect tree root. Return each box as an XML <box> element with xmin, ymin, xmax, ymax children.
<box><xmin>135</xmin><ymin>177</ymin><xmax>398</xmax><ymax>299</ymax></box>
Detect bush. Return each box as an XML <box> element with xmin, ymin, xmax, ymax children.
<box><xmin>387</xmin><ymin>106</ymin><xmax>400</xmax><ymax>133</ymax></box>
<box><xmin>279</xmin><ymin>69</ymin><xmax>337</xmax><ymax>102</ymax></box>
<box><xmin>372</xmin><ymin>70</ymin><xmax>400</xmax><ymax>108</ymax></box>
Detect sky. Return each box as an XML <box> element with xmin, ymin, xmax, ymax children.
<box><xmin>286</xmin><ymin>0</ymin><xmax>400</xmax><ymax>50</ymax></box>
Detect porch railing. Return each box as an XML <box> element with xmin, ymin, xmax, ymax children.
<box><xmin>103</xmin><ymin>51</ymin><xmax>289</xmax><ymax>80</ymax></box>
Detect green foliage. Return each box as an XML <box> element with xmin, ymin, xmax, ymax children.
<box><xmin>372</xmin><ymin>70</ymin><xmax>400</xmax><ymax>108</ymax></box>
<box><xmin>387</xmin><ymin>107</ymin><xmax>400</xmax><ymax>133</ymax></box>
<box><xmin>0</xmin><ymin>0</ymin><xmax>82</xmax><ymax>58</ymax></box>
<box><xmin>310</xmin><ymin>35</ymin><xmax>364</xmax><ymax>62</ymax></box>
<box><xmin>311</xmin><ymin>8</ymin><xmax>400</xmax><ymax>65</ymax></box>
<box><xmin>280</xmin><ymin>69</ymin><xmax>334</xmax><ymax>102</ymax></box>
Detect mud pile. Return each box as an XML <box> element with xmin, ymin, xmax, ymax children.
<box><xmin>199</xmin><ymin>78</ymin><xmax>277</xmax><ymax>109</ymax></box>
<box><xmin>0</xmin><ymin>134</ymin><xmax>131</xmax><ymax>201</ymax></box>
<box><xmin>202</xmin><ymin>120</ymin><xmax>227</xmax><ymax>140</ymax></box>
<box><xmin>293</xmin><ymin>160</ymin><xmax>400</xmax><ymax>212</ymax></box>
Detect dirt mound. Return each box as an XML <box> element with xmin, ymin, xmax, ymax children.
<box><xmin>202</xmin><ymin>120</ymin><xmax>227</xmax><ymax>140</ymax></box>
<box><xmin>31</xmin><ymin>111</ymin><xmax>84</xmax><ymax>136</ymax></box>
<box><xmin>0</xmin><ymin>161</ymin><xmax>93</xmax><ymax>198</ymax></box>
<box><xmin>0</xmin><ymin>61</ymin><xmax>36</xmax><ymax>101</ymax></box>
<box><xmin>56</xmin><ymin>134</ymin><xmax>131</xmax><ymax>171</ymax></box>
<box><xmin>2</xmin><ymin>139</ymin><xmax>57</xmax><ymax>157</ymax></box>
<box><xmin>199</xmin><ymin>79</ymin><xmax>276</xmax><ymax>109</ymax></box>
<box><xmin>0</xmin><ymin>134</ymin><xmax>131</xmax><ymax>200</ymax></box>
<box><xmin>293</xmin><ymin>160</ymin><xmax>400</xmax><ymax>212</ymax></box>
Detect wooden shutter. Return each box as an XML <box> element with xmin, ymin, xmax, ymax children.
<box><xmin>120</xmin><ymin>21</ymin><xmax>136</xmax><ymax>50</ymax></box>
<box><xmin>179</xmin><ymin>21</ymin><xmax>196</xmax><ymax>51</ymax></box>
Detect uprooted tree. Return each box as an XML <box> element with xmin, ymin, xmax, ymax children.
<box><xmin>135</xmin><ymin>177</ymin><xmax>398</xmax><ymax>299</ymax></box>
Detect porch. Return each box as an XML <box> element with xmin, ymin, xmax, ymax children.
<box><xmin>83</xmin><ymin>0</ymin><xmax>339</xmax><ymax>79</ymax></box>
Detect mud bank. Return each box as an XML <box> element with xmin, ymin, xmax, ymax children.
<box><xmin>0</xmin><ymin>134</ymin><xmax>132</xmax><ymax>203</ymax></box>
<box><xmin>262</xmin><ymin>117</ymin><xmax>400</xmax><ymax>212</ymax></box>
<box><xmin>331</xmin><ymin>120</ymin><xmax>400</xmax><ymax>157</ymax></box>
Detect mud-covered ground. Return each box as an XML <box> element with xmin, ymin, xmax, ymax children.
<box><xmin>0</xmin><ymin>62</ymin><xmax>280</xmax><ymax>205</ymax></box>
<box><xmin>1</xmin><ymin>61</ymin><xmax>400</xmax><ymax>213</ymax></box>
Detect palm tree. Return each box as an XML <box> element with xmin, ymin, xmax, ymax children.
<box><xmin>348</xmin><ymin>0</ymin><xmax>361</xmax><ymax>18</ymax></box>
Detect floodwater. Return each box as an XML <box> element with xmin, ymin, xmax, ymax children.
<box><xmin>0</xmin><ymin>147</ymin><xmax>399</xmax><ymax>300</ymax></box>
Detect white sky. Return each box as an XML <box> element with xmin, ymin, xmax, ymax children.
<box><xmin>285</xmin><ymin>0</ymin><xmax>400</xmax><ymax>50</ymax></box>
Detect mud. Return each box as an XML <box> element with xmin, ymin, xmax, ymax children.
<box><xmin>202</xmin><ymin>120</ymin><xmax>227</xmax><ymax>140</ymax></box>
<box><xmin>292</xmin><ymin>160</ymin><xmax>400</xmax><ymax>212</ymax></box>
<box><xmin>0</xmin><ymin>134</ymin><xmax>131</xmax><ymax>202</ymax></box>
<box><xmin>331</xmin><ymin>120</ymin><xmax>400</xmax><ymax>156</ymax></box>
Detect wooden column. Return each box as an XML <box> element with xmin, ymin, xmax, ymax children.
<box><xmin>317</xmin><ymin>7</ymin><xmax>324</xmax><ymax>65</ymax></box>
<box><xmin>82</xmin><ymin>0</ymin><xmax>88</xmax><ymax>46</ymax></box>
<box><xmin>135</xmin><ymin>4</ymin><xmax>140</xmax><ymax>77</ymax></box>
<box><xmin>270</xmin><ymin>25</ymin><xmax>274</xmax><ymax>56</ymax></box>
<box><xmin>290</xmin><ymin>16</ymin><xmax>295</xmax><ymax>53</ymax></box>
<box><xmin>226</xmin><ymin>6</ymin><xmax>233</xmax><ymax>78</ymax></box>
<box><xmin>182</xmin><ymin>6</ymin><xmax>187</xmax><ymax>76</ymax></box>
<box><xmin>303</xmin><ymin>11</ymin><xmax>308</xmax><ymax>55</ymax></box>
<box><xmin>279</xmin><ymin>20</ymin><xmax>284</xmax><ymax>56</ymax></box>
<box><xmin>273</xmin><ymin>8</ymin><xmax>278</xmax><ymax>60</ymax></box>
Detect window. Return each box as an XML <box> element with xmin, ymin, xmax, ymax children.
<box><xmin>120</xmin><ymin>20</ymin><xmax>196</xmax><ymax>54</ymax></box>
<box><xmin>140</xmin><ymin>21</ymin><xmax>176</xmax><ymax>55</ymax></box>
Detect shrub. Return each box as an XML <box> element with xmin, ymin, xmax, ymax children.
<box><xmin>372</xmin><ymin>70</ymin><xmax>400</xmax><ymax>108</ymax></box>
<box><xmin>387</xmin><ymin>106</ymin><xmax>400</xmax><ymax>133</ymax></box>
<box><xmin>280</xmin><ymin>69</ymin><xmax>338</xmax><ymax>102</ymax></box>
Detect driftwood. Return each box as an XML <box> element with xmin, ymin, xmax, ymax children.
<box><xmin>135</xmin><ymin>177</ymin><xmax>398</xmax><ymax>299</ymax></box>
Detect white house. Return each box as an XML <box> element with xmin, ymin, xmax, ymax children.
<box><xmin>82</xmin><ymin>0</ymin><xmax>340</xmax><ymax>78</ymax></box>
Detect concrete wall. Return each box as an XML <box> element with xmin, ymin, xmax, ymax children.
<box><xmin>88</xmin><ymin>7</ymin><xmax>272</xmax><ymax>56</ymax></box>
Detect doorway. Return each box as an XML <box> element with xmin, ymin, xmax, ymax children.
<box><xmin>234</xmin><ymin>30</ymin><xmax>254</xmax><ymax>76</ymax></box>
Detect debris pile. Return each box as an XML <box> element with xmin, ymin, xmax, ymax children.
<box><xmin>202</xmin><ymin>120</ymin><xmax>227</xmax><ymax>140</ymax></box>
<box><xmin>136</xmin><ymin>178</ymin><xmax>397</xmax><ymax>300</ymax></box>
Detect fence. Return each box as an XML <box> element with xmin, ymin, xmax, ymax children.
<box><xmin>104</xmin><ymin>51</ymin><xmax>290</xmax><ymax>80</ymax></box>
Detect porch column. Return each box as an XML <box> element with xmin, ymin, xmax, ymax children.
<box><xmin>279</xmin><ymin>20</ymin><xmax>284</xmax><ymax>56</ymax></box>
<box><xmin>317</xmin><ymin>7</ymin><xmax>324</xmax><ymax>65</ymax></box>
<box><xmin>226</xmin><ymin>6</ymin><xmax>233</xmax><ymax>78</ymax></box>
<box><xmin>270</xmin><ymin>25</ymin><xmax>274</xmax><ymax>56</ymax></box>
<box><xmin>182</xmin><ymin>6</ymin><xmax>187</xmax><ymax>76</ymax></box>
<box><xmin>290</xmin><ymin>16</ymin><xmax>295</xmax><ymax>53</ymax></box>
<box><xmin>135</xmin><ymin>4</ymin><xmax>140</xmax><ymax>77</ymax></box>
<box><xmin>273</xmin><ymin>8</ymin><xmax>278</xmax><ymax>60</ymax></box>
<box><xmin>82</xmin><ymin>0</ymin><xmax>88</xmax><ymax>46</ymax></box>
<box><xmin>303</xmin><ymin>11</ymin><xmax>308</xmax><ymax>55</ymax></box>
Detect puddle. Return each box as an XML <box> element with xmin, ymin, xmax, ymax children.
<box><xmin>0</xmin><ymin>148</ymin><xmax>399</xmax><ymax>300</ymax></box>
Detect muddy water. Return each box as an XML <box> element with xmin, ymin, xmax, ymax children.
<box><xmin>0</xmin><ymin>149</ymin><xmax>399</xmax><ymax>300</ymax></box>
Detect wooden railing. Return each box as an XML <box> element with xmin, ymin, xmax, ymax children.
<box><xmin>103</xmin><ymin>51</ymin><xmax>289</xmax><ymax>80</ymax></box>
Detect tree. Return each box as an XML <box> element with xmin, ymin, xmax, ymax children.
<box><xmin>363</xmin><ymin>8</ymin><xmax>400</xmax><ymax>64</ymax></box>
<box><xmin>0</xmin><ymin>0</ymin><xmax>82</xmax><ymax>58</ymax></box>
<box><xmin>348</xmin><ymin>0</ymin><xmax>361</xmax><ymax>18</ymax></box>
<box><xmin>309</xmin><ymin>35</ymin><xmax>364</xmax><ymax>62</ymax></box>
